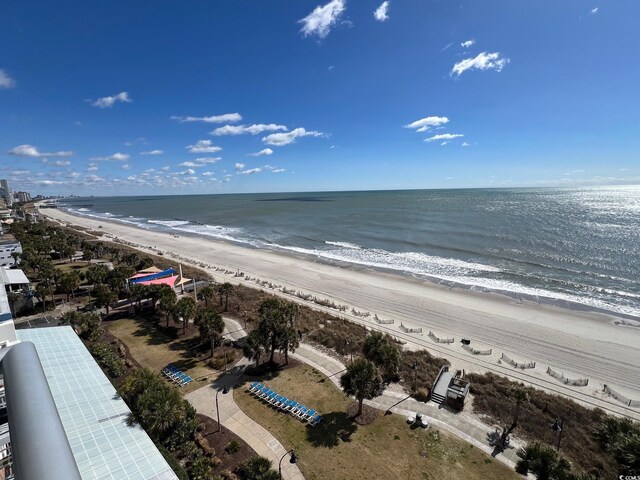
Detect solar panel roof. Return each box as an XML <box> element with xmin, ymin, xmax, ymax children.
<box><xmin>16</xmin><ymin>327</ymin><xmax>178</xmax><ymax>480</ymax></box>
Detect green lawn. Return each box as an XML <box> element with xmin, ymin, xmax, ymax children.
<box><xmin>107</xmin><ymin>317</ymin><xmax>218</xmax><ymax>394</ymax></box>
<box><xmin>235</xmin><ymin>365</ymin><xmax>520</xmax><ymax>480</ymax></box>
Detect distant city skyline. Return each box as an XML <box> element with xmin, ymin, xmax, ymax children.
<box><xmin>1</xmin><ymin>0</ymin><xmax>639</xmax><ymax>196</ymax></box>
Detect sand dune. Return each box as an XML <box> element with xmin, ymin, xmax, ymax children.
<box><xmin>40</xmin><ymin>206</ymin><xmax>640</xmax><ymax>418</ymax></box>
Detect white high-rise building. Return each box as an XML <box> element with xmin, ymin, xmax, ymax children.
<box><xmin>0</xmin><ymin>180</ymin><xmax>11</xmax><ymax>207</ymax></box>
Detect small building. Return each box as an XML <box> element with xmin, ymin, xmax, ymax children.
<box><xmin>0</xmin><ymin>234</ymin><xmax>21</xmax><ymax>268</ymax></box>
<box><xmin>430</xmin><ymin>365</ymin><xmax>470</xmax><ymax>411</ymax></box>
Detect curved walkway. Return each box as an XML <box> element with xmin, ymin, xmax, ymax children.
<box><xmin>212</xmin><ymin>318</ymin><xmax>521</xmax><ymax>470</ymax></box>
<box><xmin>185</xmin><ymin>356</ymin><xmax>304</xmax><ymax>480</ymax></box>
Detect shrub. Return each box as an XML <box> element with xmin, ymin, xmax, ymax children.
<box><xmin>89</xmin><ymin>342</ymin><xmax>125</xmax><ymax>377</ymax></box>
<box><xmin>225</xmin><ymin>440</ymin><xmax>241</xmax><ymax>454</ymax></box>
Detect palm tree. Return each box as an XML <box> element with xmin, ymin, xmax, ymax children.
<box><xmin>498</xmin><ymin>386</ymin><xmax>529</xmax><ymax>450</ymax></box>
<box><xmin>7</xmin><ymin>291</ymin><xmax>20</xmax><ymax>318</ymax></box>
<box><xmin>35</xmin><ymin>284</ymin><xmax>48</xmax><ymax>311</ymax></box>
<box><xmin>340</xmin><ymin>358</ymin><xmax>382</xmax><ymax>418</ymax></box>
<box><xmin>157</xmin><ymin>289</ymin><xmax>178</xmax><ymax>327</ymax></box>
<box><xmin>363</xmin><ymin>332</ymin><xmax>400</xmax><ymax>379</ymax></box>
<box><xmin>195</xmin><ymin>308</ymin><xmax>225</xmax><ymax>357</ymax></box>
<box><xmin>175</xmin><ymin>296</ymin><xmax>197</xmax><ymax>334</ymax></box>
<box><xmin>199</xmin><ymin>285</ymin><xmax>215</xmax><ymax>307</ymax></box>
<box><xmin>236</xmin><ymin>456</ymin><xmax>279</xmax><ymax>480</ymax></box>
<box><xmin>59</xmin><ymin>272</ymin><xmax>81</xmax><ymax>301</ymax></box>
<box><xmin>10</xmin><ymin>251</ymin><xmax>20</xmax><ymax>266</ymax></box>
<box><xmin>279</xmin><ymin>326</ymin><xmax>299</xmax><ymax>365</ymax></box>
<box><xmin>257</xmin><ymin>298</ymin><xmax>285</xmax><ymax>363</ymax></box>
<box><xmin>243</xmin><ymin>330</ymin><xmax>265</xmax><ymax>368</ymax></box>
<box><xmin>515</xmin><ymin>442</ymin><xmax>572</xmax><ymax>480</ymax></box>
<box><xmin>217</xmin><ymin>282</ymin><xmax>234</xmax><ymax>311</ymax></box>
<box><xmin>94</xmin><ymin>284</ymin><xmax>117</xmax><ymax>314</ymax></box>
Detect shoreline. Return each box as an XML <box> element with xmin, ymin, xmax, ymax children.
<box><xmin>63</xmin><ymin>207</ymin><xmax>640</xmax><ymax>324</ymax></box>
<box><xmin>38</xmin><ymin>205</ymin><xmax>640</xmax><ymax>416</ymax></box>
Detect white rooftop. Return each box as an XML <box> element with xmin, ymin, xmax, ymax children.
<box><xmin>16</xmin><ymin>327</ymin><xmax>178</xmax><ymax>480</ymax></box>
<box><xmin>0</xmin><ymin>267</ymin><xmax>29</xmax><ymax>285</ymax></box>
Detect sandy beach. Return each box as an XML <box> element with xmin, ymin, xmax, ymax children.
<box><xmin>40</xmin><ymin>206</ymin><xmax>640</xmax><ymax>418</ymax></box>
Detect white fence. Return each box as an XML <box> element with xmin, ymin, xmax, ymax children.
<box><xmin>462</xmin><ymin>344</ymin><xmax>492</xmax><ymax>355</ymax></box>
<box><xmin>428</xmin><ymin>331</ymin><xmax>454</xmax><ymax>344</ymax></box>
<box><xmin>399</xmin><ymin>322</ymin><xmax>423</xmax><ymax>333</ymax></box>
<box><xmin>603</xmin><ymin>385</ymin><xmax>640</xmax><ymax>408</ymax></box>
<box><xmin>546</xmin><ymin>367</ymin><xmax>588</xmax><ymax>387</ymax></box>
<box><xmin>501</xmin><ymin>353</ymin><xmax>536</xmax><ymax>369</ymax></box>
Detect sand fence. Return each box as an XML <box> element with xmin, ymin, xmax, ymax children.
<box><xmin>603</xmin><ymin>385</ymin><xmax>640</xmax><ymax>408</ymax></box>
<box><xmin>428</xmin><ymin>331</ymin><xmax>455</xmax><ymax>344</ymax></box>
<box><xmin>500</xmin><ymin>353</ymin><xmax>536</xmax><ymax>369</ymax></box>
<box><xmin>546</xmin><ymin>367</ymin><xmax>589</xmax><ymax>387</ymax></box>
<box><xmin>462</xmin><ymin>344</ymin><xmax>492</xmax><ymax>355</ymax></box>
<box><xmin>399</xmin><ymin>322</ymin><xmax>423</xmax><ymax>334</ymax></box>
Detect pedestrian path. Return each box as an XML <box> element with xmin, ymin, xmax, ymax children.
<box><xmin>185</xmin><ymin>354</ymin><xmax>304</xmax><ymax>480</ymax></box>
<box><xmin>291</xmin><ymin>343</ymin><xmax>522</xmax><ymax>467</ymax></box>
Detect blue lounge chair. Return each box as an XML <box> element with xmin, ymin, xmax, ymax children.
<box><xmin>308</xmin><ymin>414</ymin><xmax>322</xmax><ymax>426</ymax></box>
<box><xmin>295</xmin><ymin>407</ymin><xmax>310</xmax><ymax>419</ymax></box>
<box><xmin>251</xmin><ymin>385</ymin><xmax>266</xmax><ymax>396</ymax></box>
<box><xmin>301</xmin><ymin>409</ymin><xmax>317</xmax><ymax>421</ymax></box>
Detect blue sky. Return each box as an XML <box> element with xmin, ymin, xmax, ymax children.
<box><xmin>1</xmin><ymin>0</ymin><xmax>639</xmax><ymax>196</ymax></box>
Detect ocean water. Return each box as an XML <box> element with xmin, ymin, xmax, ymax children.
<box><xmin>60</xmin><ymin>186</ymin><xmax>640</xmax><ymax>319</ymax></box>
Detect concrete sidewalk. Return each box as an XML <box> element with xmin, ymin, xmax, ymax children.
<box><xmin>291</xmin><ymin>343</ymin><xmax>522</xmax><ymax>467</ymax></box>
<box><xmin>234</xmin><ymin>317</ymin><xmax>522</xmax><ymax>468</ymax></box>
<box><xmin>185</xmin><ymin>353</ymin><xmax>304</xmax><ymax>480</ymax></box>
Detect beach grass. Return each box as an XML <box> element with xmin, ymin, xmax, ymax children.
<box><xmin>234</xmin><ymin>365</ymin><xmax>520</xmax><ymax>480</ymax></box>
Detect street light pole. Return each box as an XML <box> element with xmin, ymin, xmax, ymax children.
<box><xmin>215</xmin><ymin>385</ymin><xmax>229</xmax><ymax>433</ymax></box>
<box><xmin>278</xmin><ymin>449</ymin><xmax>297</xmax><ymax>479</ymax></box>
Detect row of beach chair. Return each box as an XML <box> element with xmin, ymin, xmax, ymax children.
<box><xmin>248</xmin><ymin>382</ymin><xmax>322</xmax><ymax>426</ymax></box>
<box><xmin>162</xmin><ymin>364</ymin><xmax>193</xmax><ymax>387</ymax></box>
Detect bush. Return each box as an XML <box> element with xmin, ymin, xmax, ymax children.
<box><xmin>208</xmin><ymin>350</ymin><xmax>236</xmax><ymax>370</ymax></box>
<box><xmin>89</xmin><ymin>342</ymin><xmax>125</xmax><ymax>377</ymax></box>
<box><xmin>158</xmin><ymin>444</ymin><xmax>189</xmax><ymax>480</ymax></box>
<box><xmin>225</xmin><ymin>440</ymin><xmax>241</xmax><ymax>454</ymax></box>
<box><xmin>413</xmin><ymin>388</ymin><xmax>429</xmax><ymax>402</ymax></box>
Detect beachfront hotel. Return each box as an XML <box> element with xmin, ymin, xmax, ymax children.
<box><xmin>0</xmin><ymin>279</ymin><xmax>177</xmax><ymax>479</ymax></box>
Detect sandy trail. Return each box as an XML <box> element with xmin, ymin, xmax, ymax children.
<box><xmin>40</xmin><ymin>206</ymin><xmax>640</xmax><ymax>418</ymax></box>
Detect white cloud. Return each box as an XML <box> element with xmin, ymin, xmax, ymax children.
<box><xmin>171</xmin><ymin>113</ymin><xmax>242</xmax><ymax>124</ymax></box>
<box><xmin>425</xmin><ymin>133</ymin><xmax>464</xmax><ymax>142</ymax></box>
<box><xmin>0</xmin><ymin>69</ymin><xmax>15</xmax><ymax>89</ymax></box>
<box><xmin>122</xmin><ymin>164</ymin><xmax>132</xmax><ymax>170</ymax></box>
<box><xmin>88</xmin><ymin>166</ymin><xmax>98</xmax><ymax>172</ymax></box>
<box><xmin>460</xmin><ymin>39</ymin><xmax>476</xmax><ymax>49</ymax></box>
<box><xmin>235</xmin><ymin>163</ymin><xmax>246</xmax><ymax>171</ymax></box>
<box><xmin>374</xmin><ymin>1</ymin><xmax>390</xmax><ymax>22</ymax></box>
<box><xmin>91</xmin><ymin>91</ymin><xmax>132</xmax><ymax>108</ymax></box>
<box><xmin>179</xmin><ymin>161</ymin><xmax>199</xmax><ymax>167</ymax></box>
<box><xmin>161</xmin><ymin>166</ymin><xmax>170</xmax><ymax>171</ymax></box>
<box><xmin>462</xmin><ymin>141</ymin><xmax>472</xmax><ymax>147</ymax></box>
<box><xmin>271</xmin><ymin>168</ymin><xmax>286</xmax><ymax>173</ymax></box>
<box><xmin>451</xmin><ymin>52</ymin><xmax>509</xmax><ymax>77</ymax></box>
<box><xmin>42</xmin><ymin>158</ymin><xmax>71</xmax><ymax>167</ymax></box>
<box><xmin>91</xmin><ymin>152</ymin><xmax>130</xmax><ymax>161</ymax></box>
<box><xmin>590</xmin><ymin>7</ymin><xmax>599</xmax><ymax>14</ymax></box>
<box><xmin>299</xmin><ymin>0</ymin><xmax>346</xmax><ymax>39</ymax></box>
<box><xmin>202</xmin><ymin>172</ymin><xmax>215</xmax><ymax>176</ymax></box>
<box><xmin>8</xmin><ymin>144</ymin><xmax>74</xmax><ymax>158</ymax></box>
<box><xmin>186</xmin><ymin>140</ymin><xmax>222</xmax><ymax>153</ymax></box>
<box><xmin>210</xmin><ymin>124</ymin><xmax>287</xmax><ymax>136</ymax></box>
<box><xmin>404</xmin><ymin>116</ymin><xmax>449</xmax><ymax>133</ymax></box>
<box><xmin>194</xmin><ymin>157</ymin><xmax>221</xmax><ymax>164</ymax></box>
<box><xmin>140</xmin><ymin>149</ymin><xmax>163</xmax><ymax>155</ymax></box>
<box><xmin>238</xmin><ymin>167</ymin><xmax>262</xmax><ymax>175</ymax></box>
<box><xmin>262</xmin><ymin>127</ymin><xmax>325</xmax><ymax>146</ymax></box>
<box><xmin>250</xmin><ymin>148</ymin><xmax>274</xmax><ymax>157</ymax></box>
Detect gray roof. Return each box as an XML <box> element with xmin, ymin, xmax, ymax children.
<box><xmin>16</xmin><ymin>327</ymin><xmax>178</xmax><ymax>480</ymax></box>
